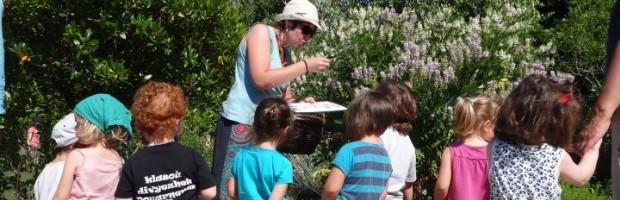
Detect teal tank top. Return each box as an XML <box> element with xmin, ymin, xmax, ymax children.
<box><xmin>221</xmin><ymin>26</ymin><xmax>291</xmax><ymax>124</ymax></box>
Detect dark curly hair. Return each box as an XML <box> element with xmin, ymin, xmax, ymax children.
<box><xmin>494</xmin><ymin>74</ymin><xmax>581</xmax><ymax>149</ymax></box>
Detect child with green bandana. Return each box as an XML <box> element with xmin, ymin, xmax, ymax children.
<box><xmin>53</xmin><ymin>94</ymin><xmax>132</xmax><ymax>200</ymax></box>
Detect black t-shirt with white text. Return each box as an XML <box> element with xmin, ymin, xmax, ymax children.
<box><xmin>115</xmin><ymin>142</ymin><xmax>215</xmax><ymax>200</ymax></box>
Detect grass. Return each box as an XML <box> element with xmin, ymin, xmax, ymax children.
<box><xmin>561</xmin><ymin>181</ymin><xmax>612</xmax><ymax>200</ymax></box>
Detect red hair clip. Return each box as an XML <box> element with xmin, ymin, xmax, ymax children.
<box><xmin>558</xmin><ymin>93</ymin><xmax>572</xmax><ymax>105</ymax></box>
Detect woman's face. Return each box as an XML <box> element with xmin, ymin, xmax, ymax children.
<box><xmin>285</xmin><ymin>22</ymin><xmax>317</xmax><ymax>48</ymax></box>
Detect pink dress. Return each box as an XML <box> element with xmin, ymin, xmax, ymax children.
<box><xmin>448</xmin><ymin>142</ymin><xmax>490</xmax><ymax>200</ymax></box>
<box><xmin>27</xmin><ymin>126</ymin><xmax>40</xmax><ymax>149</ymax></box>
<box><xmin>69</xmin><ymin>149</ymin><xmax>123</xmax><ymax>200</ymax></box>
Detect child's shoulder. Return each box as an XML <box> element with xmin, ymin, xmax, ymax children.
<box><xmin>343</xmin><ymin>140</ymin><xmax>371</xmax><ymax>147</ymax></box>
<box><xmin>338</xmin><ymin>141</ymin><xmax>387</xmax><ymax>155</ymax></box>
<box><xmin>132</xmin><ymin>143</ymin><xmax>200</xmax><ymax>158</ymax></box>
<box><xmin>337</xmin><ymin>141</ymin><xmax>364</xmax><ymax>151</ymax></box>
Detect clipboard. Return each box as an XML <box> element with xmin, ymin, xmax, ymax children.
<box><xmin>289</xmin><ymin>101</ymin><xmax>347</xmax><ymax>113</ymax></box>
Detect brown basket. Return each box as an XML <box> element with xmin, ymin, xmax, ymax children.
<box><xmin>278</xmin><ymin>114</ymin><xmax>325</xmax><ymax>154</ymax></box>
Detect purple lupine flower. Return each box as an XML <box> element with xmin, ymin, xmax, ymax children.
<box><xmin>351</xmin><ymin>66</ymin><xmax>374</xmax><ymax>80</ymax></box>
<box><xmin>442</xmin><ymin>66</ymin><xmax>455</xmax><ymax>83</ymax></box>
<box><xmin>543</xmin><ymin>57</ymin><xmax>554</xmax><ymax>68</ymax></box>
<box><xmin>531</xmin><ymin>60</ymin><xmax>544</xmax><ymax>71</ymax></box>
<box><xmin>427</xmin><ymin>61</ymin><xmax>440</xmax><ymax>76</ymax></box>
<box><xmin>326</xmin><ymin>78</ymin><xmax>339</xmax><ymax>89</ymax></box>
<box><xmin>388</xmin><ymin>63</ymin><xmax>407</xmax><ymax>79</ymax></box>
<box><xmin>352</xmin><ymin>67</ymin><xmax>364</xmax><ymax>80</ymax></box>
<box><xmin>465</xmin><ymin>33</ymin><xmax>483</xmax><ymax>58</ymax></box>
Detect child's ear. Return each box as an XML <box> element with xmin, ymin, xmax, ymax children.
<box><xmin>283</xmin><ymin>126</ymin><xmax>290</xmax><ymax>135</ymax></box>
<box><xmin>481</xmin><ymin>120</ymin><xmax>495</xmax><ymax>141</ymax></box>
<box><xmin>484</xmin><ymin>120</ymin><xmax>492</xmax><ymax>128</ymax></box>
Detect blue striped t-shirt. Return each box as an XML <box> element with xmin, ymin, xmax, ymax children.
<box><xmin>332</xmin><ymin>141</ymin><xmax>392</xmax><ymax>200</ymax></box>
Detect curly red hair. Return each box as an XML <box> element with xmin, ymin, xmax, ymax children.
<box><xmin>131</xmin><ymin>81</ymin><xmax>188</xmax><ymax>143</ymax></box>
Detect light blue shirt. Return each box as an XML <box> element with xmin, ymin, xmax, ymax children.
<box><xmin>332</xmin><ymin>141</ymin><xmax>393</xmax><ymax>200</ymax></box>
<box><xmin>231</xmin><ymin>146</ymin><xmax>293</xmax><ymax>200</ymax></box>
<box><xmin>221</xmin><ymin>26</ymin><xmax>291</xmax><ymax>124</ymax></box>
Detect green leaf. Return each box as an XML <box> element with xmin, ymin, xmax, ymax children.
<box><xmin>18</xmin><ymin>147</ymin><xmax>26</xmax><ymax>156</ymax></box>
<box><xmin>2</xmin><ymin>189</ymin><xmax>16</xmax><ymax>200</ymax></box>
<box><xmin>20</xmin><ymin>171</ymin><xmax>34</xmax><ymax>182</ymax></box>
<box><xmin>3</xmin><ymin>171</ymin><xmax>16</xmax><ymax>177</ymax></box>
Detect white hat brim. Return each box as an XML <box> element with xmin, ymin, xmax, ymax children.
<box><xmin>275</xmin><ymin>14</ymin><xmax>323</xmax><ymax>32</ymax></box>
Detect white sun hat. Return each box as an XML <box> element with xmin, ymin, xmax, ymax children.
<box><xmin>51</xmin><ymin>113</ymin><xmax>78</xmax><ymax>148</ymax></box>
<box><xmin>274</xmin><ymin>0</ymin><xmax>323</xmax><ymax>32</ymax></box>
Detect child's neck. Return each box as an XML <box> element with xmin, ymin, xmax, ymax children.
<box><xmin>360</xmin><ymin>134</ymin><xmax>382</xmax><ymax>144</ymax></box>
<box><xmin>256</xmin><ymin>140</ymin><xmax>279</xmax><ymax>150</ymax></box>
<box><xmin>462</xmin><ymin>133</ymin><xmax>488</xmax><ymax>146</ymax></box>
<box><xmin>148</xmin><ymin>138</ymin><xmax>175</xmax><ymax>146</ymax></box>
<box><xmin>52</xmin><ymin>151</ymin><xmax>70</xmax><ymax>162</ymax></box>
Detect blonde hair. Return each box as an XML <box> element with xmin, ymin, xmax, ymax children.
<box><xmin>76</xmin><ymin>115</ymin><xmax>128</xmax><ymax>148</ymax></box>
<box><xmin>453</xmin><ymin>95</ymin><xmax>498</xmax><ymax>137</ymax></box>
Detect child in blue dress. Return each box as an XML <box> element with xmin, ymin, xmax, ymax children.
<box><xmin>227</xmin><ymin>97</ymin><xmax>294</xmax><ymax>200</ymax></box>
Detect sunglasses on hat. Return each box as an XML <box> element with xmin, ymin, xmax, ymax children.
<box><xmin>287</xmin><ymin>21</ymin><xmax>317</xmax><ymax>37</ymax></box>
<box><xmin>298</xmin><ymin>23</ymin><xmax>317</xmax><ymax>37</ymax></box>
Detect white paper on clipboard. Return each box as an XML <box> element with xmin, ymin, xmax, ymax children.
<box><xmin>289</xmin><ymin>101</ymin><xmax>347</xmax><ymax>113</ymax></box>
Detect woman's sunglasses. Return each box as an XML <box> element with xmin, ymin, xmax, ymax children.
<box><xmin>299</xmin><ymin>24</ymin><xmax>317</xmax><ymax>37</ymax></box>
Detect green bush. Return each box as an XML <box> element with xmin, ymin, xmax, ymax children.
<box><xmin>0</xmin><ymin>0</ymin><xmax>616</xmax><ymax>199</ymax></box>
<box><xmin>548</xmin><ymin>0</ymin><xmax>615</xmax><ymax>186</ymax></box>
<box><xmin>1</xmin><ymin>0</ymin><xmax>247</xmax><ymax>198</ymax></box>
<box><xmin>292</xmin><ymin>1</ymin><xmax>567</xmax><ymax>198</ymax></box>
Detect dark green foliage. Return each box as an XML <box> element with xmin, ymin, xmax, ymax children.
<box><xmin>548</xmin><ymin>0</ymin><xmax>614</xmax><ymax>186</ymax></box>
<box><xmin>0</xmin><ymin>0</ymin><xmax>616</xmax><ymax>199</ymax></box>
<box><xmin>1</xmin><ymin>0</ymin><xmax>247</xmax><ymax>198</ymax></box>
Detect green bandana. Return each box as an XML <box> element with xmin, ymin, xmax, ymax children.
<box><xmin>74</xmin><ymin>94</ymin><xmax>133</xmax><ymax>135</ymax></box>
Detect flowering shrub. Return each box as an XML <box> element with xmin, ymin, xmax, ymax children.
<box><xmin>289</xmin><ymin>0</ymin><xmax>575</xmax><ymax>198</ymax></box>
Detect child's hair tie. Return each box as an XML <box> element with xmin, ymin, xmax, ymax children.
<box><xmin>558</xmin><ymin>92</ymin><xmax>572</xmax><ymax>105</ymax></box>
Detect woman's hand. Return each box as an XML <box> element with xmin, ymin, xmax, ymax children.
<box><xmin>578</xmin><ymin>114</ymin><xmax>611</xmax><ymax>154</ymax></box>
<box><xmin>304</xmin><ymin>56</ymin><xmax>331</xmax><ymax>73</ymax></box>
<box><xmin>301</xmin><ymin>96</ymin><xmax>316</xmax><ymax>103</ymax></box>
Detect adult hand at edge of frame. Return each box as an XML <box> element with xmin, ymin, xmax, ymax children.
<box><xmin>305</xmin><ymin>56</ymin><xmax>331</xmax><ymax>73</ymax></box>
<box><xmin>578</xmin><ymin>114</ymin><xmax>611</xmax><ymax>155</ymax></box>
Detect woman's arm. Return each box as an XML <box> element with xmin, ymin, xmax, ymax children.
<box><xmin>560</xmin><ymin>139</ymin><xmax>602</xmax><ymax>186</ymax></box>
<box><xmin>322</xmin><ymin>167</ymin><xmax>346</xmax><ymax>200</ymax></box>
<box><xmin>53</xmin><ymin>150</ymin><xmax>83</xmax><ymax>200</ymax></box>
<box><xmin>268</xmin><ymin>184</ymin><xmax>288</xmax><ymax>200</ymax></box>
<box><xmin>246</xmin><ymin>24</ymin><xmax>330</xmax><ymax>90</ymax></box>
<box><xmin>580</xmin><ymin>43</ymin><xmax>620</xmax><ymax>151</ymax></box>
<box><xmin>380</xmin><ymin>188</ymin><xmax>388</xmax><ymax>200</ymax></box>
<box><xmin>226</xmin><ymin>177</ymin><xmax>236</xmax><ymax>200</ymax></box>
<box><xmin>402</xmin><ymin>182</ymin><xmax>414</xmax><ymax>200</ymax></box>
<box><xmin>199</xmin><ymin>186</ymin><xmax>216</xmax><ymax>200</ymax></box>
<box><xmin>434</xmin><ymin>148</ymin><xmax>451</xmax><ymax>200</ymax></box>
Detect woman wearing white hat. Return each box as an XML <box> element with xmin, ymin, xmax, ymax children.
<box><xmin>212</xmin><ymin>0</ymin><xmax>331</xmax><ymax>199</ymax></box>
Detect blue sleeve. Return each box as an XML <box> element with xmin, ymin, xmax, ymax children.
<box><xmin>331</xmin><ymin>144</ymin><xmax>353</xmax><ymax>176</ymax></box>
<box><xmin>276</xmin><ymin>157</ymin><xmax>293</xmax><ymax>184</ymax></box>
<box><xmin>231</xmin><ymin>152</ymin><xmax>240</xmax><ymax>178</ymax></box>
